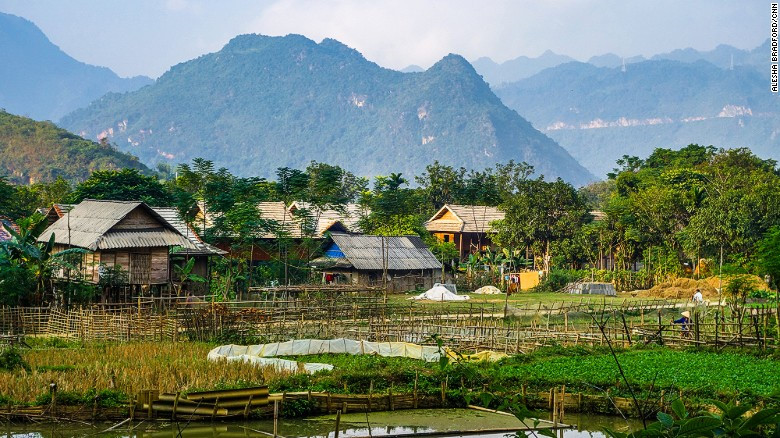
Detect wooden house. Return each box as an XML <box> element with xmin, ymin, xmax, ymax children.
<box><xmin>151</xmin><ymin>207</ymin><xmax>226</xmax><ymax>280</ymax></box>
<box><xmin>310</xmin><ymin>233</ymin><xmax>442</xmax><ymax>292</ymax></box>
<box><xmin>288</xmin><ymin>201</ymin><xmax>364</xmax><ymax>236</ymax></box>
<box><xmin>44</xmin><ymin>203</ymin><xmax>74</xmax><ymax>226</ymax></box>
<box><xmin>199</xmin><ymin>201</ymin><xmax>356</xmax><ymax>262</ymax></box>
<box><xmin>37</xmin><ymin>200</ymin><xmax>197</xmax><ymax>286</ymax></box>
<box><xmin>424</xmin><ymin>204</ymin><xmax>504</xmax><ymax>260</ymax></box>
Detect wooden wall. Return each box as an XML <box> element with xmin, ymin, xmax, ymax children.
<box><xmin>57</xmin><ymin>246</ymin><xmax>171</xmax><ymax>285</ymax></box>
<box><xmin>114</xmin><ymin>208</ymin><xmax>161</xmax><ymax>230</ymax></box>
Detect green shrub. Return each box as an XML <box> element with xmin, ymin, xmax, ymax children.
<box><xmin>0</xmin><ymin>347</ymin><xmax>30</xmax><ymax>371</ymax></box>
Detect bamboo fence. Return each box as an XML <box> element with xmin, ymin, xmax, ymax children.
<box><xmin>1</xmin><ymin>297</ymin><xmax>778</xmax><ymax>351</ymax></box>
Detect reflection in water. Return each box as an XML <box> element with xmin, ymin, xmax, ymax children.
<box><xmin>4</xmin><ymin>409</ymin><xmax>643</xmax><ymax>438</ymax></box>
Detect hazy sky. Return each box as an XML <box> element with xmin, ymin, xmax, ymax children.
<box><xmin>0</xmin><ymin>0</ymin><xmax>770</xmax><ymax>78</ymax></box>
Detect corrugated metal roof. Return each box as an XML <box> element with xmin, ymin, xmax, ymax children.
<box><xmin>97</xmin><ymin>229</ymin><xmax>195</xmax><ymax>250</ymax></box>
<box><xmin>37</xmin><ymin>200</ymin><xmax>196</xmax><ymax>251</ymax></box>
<box><xmin>425</xmin><ymin>204</ymin><xmax>504</xmax><ymax>233</ymax></box>
<box><xmin>328</xmin><ymin>233</ymin><xmax>441</xmax><ymax>271</ymax></box>
<box><xmin>151</xmin><ymin>207</ymin><xmax>226</xmax><ymax>256</ymax></box>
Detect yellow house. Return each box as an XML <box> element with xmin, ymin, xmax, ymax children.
<box><xmin>424</xmin><ymin>204</ymin><xmax>504</xmax><ymax>260</ymax></box>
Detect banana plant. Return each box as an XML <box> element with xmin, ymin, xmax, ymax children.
<box><xmin>1</xmin><ymin>217</ymin><xmax>86</xmax><ymax>302</ymax></box>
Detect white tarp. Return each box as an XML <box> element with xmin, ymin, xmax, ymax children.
<box><xmin>412</xmin><ymin>285</ymin><xmax>470</xmax><ymax>301</ymax></box>
<box><xmin>208</xmin><ymin>338</ymin><xmax>445</xmax><ymax>364</ymax></box>
<box><xmin>215</xmin><ymin>355</ymin><xmax>334</xmax><ymax>374</ymax></box>
<box><xmin>473</xmin><ymin>286</ymin><xmax>502</xmax><ymax>295</ymax></box>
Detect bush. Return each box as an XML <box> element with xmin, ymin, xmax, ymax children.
<box><xmin>0</xmin><ymin>347</ymin><xmax>30</xmax><ymax>371</ymax></box>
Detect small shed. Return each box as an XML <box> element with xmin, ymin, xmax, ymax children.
<box><xmin>567</xmin><ymin>282</ymin><xmax>617</xmax><ymax>296</ymax></box>
<box><xmin>311</xmin><ymin>233</ymin><xmax>442</xmax><ymax>292</ymax></box>
<box><xmin>37</xmin><ymin>200</ymin><xmax>197</xmax><ymax>286</ymax></box>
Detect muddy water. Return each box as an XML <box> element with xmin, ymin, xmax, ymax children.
<box><xmin>3</xmin><ymin>409</ymin><xmax>644</xmax><ymax>437</ymax></box>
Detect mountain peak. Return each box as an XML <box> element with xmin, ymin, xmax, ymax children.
<box><xmin>0</xmin><ymin>12</ymin><xmax>152</xmax><ymax>121</ymax></box>
<box><xmin>61</xmin><ymin>37</ymin><xmax>593</xmax><ymax>186</ymax></box>
<box><xmin>429</xmin><ymin>53</ymin><xmax>479</xmax><ymax>75</ymax></box>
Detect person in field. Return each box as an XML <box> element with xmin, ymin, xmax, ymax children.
<box><xmin>672</xmin><ymin>311</ymin><xmax>691</xmax><ymax>338</ymax></box>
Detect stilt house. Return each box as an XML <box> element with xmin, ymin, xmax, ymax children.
<box><xmin>311</xmin><ymin>233</ymin><xmax>442</xmax><ymax>292</ymax></box>
<box><xmin>37</xmin><ymin>200</ymin><xmax>197</xmax><ymax>286</ymax></box>
<box><xmin>424</xmin><ymin>204</ymin><xmax>504</xmax><ymax>260</ymax></box>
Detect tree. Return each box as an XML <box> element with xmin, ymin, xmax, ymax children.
<box><xmin>756</xmin><ymin>226</ymin><xmax>780</xmax><ymax>290</ymax></box>
<box><xmin>493</xmin><ymin>177</ymin><xmax>589</xmax><ymax>273</ymax></box>
<box><xmin>415</xmin><ymin>161</ymin><xmax>466</xmax><ymax>209</ymax></box>
<box><xmin>70</xmin><ymin>169</ymin><xmax>172</xmax><ymax>206</ymax></box>
<box><xmin>361</xmin><ymin>173</ymin><xmax>424</xmax><ymax>235</ymax></box>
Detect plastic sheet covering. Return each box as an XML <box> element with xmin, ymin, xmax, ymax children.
<box><xmin>411</xmin><ymin>285</ymin><xmax>470</xmax><ymax>301</ymax></box>
<box><xmin>214</xmin><ymin>355</ymin><xmax>334</xmax><ymax>374</ymax></box>
<box><xmin>208</xmin><ymin>338</ymin><xmax>507</xmax><ymax>365</ymax></box>
<box><xmin>473</xmin><ymin>286</ymin><xmax>502</xmax><ymax>295</ymax></box>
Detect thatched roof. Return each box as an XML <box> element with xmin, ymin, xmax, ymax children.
<box><xmin>314</xmin><ymin>233</ymin><xmax>441</xmax><ymax>271</ymax></box>
<box><xmin>37</xmin><ymin>200</ymin><xmax>196</xmax><ymax>251</ymax></box>
<box><xmin>425</xmin><ymin>204</ymin><xmax>504</xmax><ymax>233</ymax></box>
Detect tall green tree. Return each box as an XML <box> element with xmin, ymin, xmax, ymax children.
<box><xmin>70</xmin><ymin>168</ymin><xmax>172</xmax><ymax>206</ymax></box>
<box><xmin>493</xmin><ymin>177</ymin><xmax>589</xmax><ymax>272</ymax></box>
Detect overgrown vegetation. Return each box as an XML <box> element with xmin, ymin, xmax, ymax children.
<box><xmin>2</xmin><ymin>341</ymin><xmax>776</xmax><ymax>412</ymax></box>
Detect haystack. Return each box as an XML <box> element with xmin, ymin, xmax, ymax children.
<box><xmin>635</xmin><ymin>275</ymin><xmax>768</xmax><ymax>299</ymax></box>
<box><xmin>473</xmin><ymin>285</ymin><xmax>502</xmax><ymax>295</ymax></box>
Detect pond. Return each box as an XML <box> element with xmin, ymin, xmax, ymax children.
<box><xmin>3</xmin><ymin>409</ymin><xmax>644</xmax><ymax>437</ymax></box>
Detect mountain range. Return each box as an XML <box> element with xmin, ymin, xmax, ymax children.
<box><xmin>471</xmin><ymin>40</ymin><xmax>770</xmax><ymax>85</ymax></box>
<box><xmin>60</xmin><ymin>34</ymin><xmax>595</xmax><ymax>185</ymax></box>
<box><xmin>0</xmin><ymin>12</ymin><xmax>152</xmax><ymax>122</ymax></box>
<box><xmin>0</xmin><ymin>110</ymin><xmax>150</xmax><ymax>184</ymax></box>
<box><xmin>494</xmin><ymin>59</ymin><xmax>779</xmax><ymax>177</ymax></box>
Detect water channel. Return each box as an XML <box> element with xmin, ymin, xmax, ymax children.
<box><xmin>4</xmin><ymin>409</ymin><xmax>644</xmax><ymax>438</ymax></box>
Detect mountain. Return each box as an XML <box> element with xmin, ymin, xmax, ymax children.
<box><xmin>471</xmin><ymin>50</ymin><xmax>576</xmax><ymax>85</ymax></box>
<box><xmin>651</xmin><ymin>40</ymin><xmax>770</xmax><ymax>71</ymax></box>
<box><xmin>0</xmin><ymin>110</ymin><xmax>150</xmax><ymax>184</ymax></box>
<box><xmin>587</xmin><ymin>54</ymin><xmax>646</xmax><ymax>69</ymax></box>
<box><xmin>60</xmin><ymin>34</ymin><xmax>595</xmax><ymax>186</ymax></box>
<box><xmin>495</xmin><ymin>60</ymin><xmax>780</xmax><ymax>177</ymax></box>
<box><xmin>400</xmin><ymin>65</ymin><xmax>425</xmax><ymax>73</ymax></box>
<box><xmin>0</xmin><ymin>12</ymin><xmax>153</xmax><ymax>122</ymax></box>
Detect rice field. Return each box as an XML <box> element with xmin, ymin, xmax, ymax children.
<box><xmin>0</xmin><ymin>341</ymin><xmax>288</xmax><ymax>404</ymax></box>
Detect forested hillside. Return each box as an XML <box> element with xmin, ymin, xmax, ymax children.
<box><xmin>60</xmin><ymin>34</ymin><xmax>594</xmax><ymax>186</ymax></box>
<box><xmin>0</xmin><ymin>110</ymin><xmax>150</xmax><ymax>184</ymax></box>
<box><xmin>495</xmin><ymin>60</ymin><xmax>780</xmax><ymax>177</ymax></box>
<box><xmin>0</xmin><ymin>12</ymin><xmax>152</xmax><ymax>121</ymax></box>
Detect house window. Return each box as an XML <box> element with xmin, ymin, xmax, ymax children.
<box><xmin>130</xmin><ymin>253</ymin><xmax>151</xmax><ymax>284</ymax></box>
<box><xmin>443</xmin><ymin>234</ymin><xmax>450</xmax><ymax>243</ymax></box>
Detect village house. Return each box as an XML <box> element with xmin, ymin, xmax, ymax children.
<box><xmin>43</xmin><ymin>203</ymin><xmax>225</xmax><ymax>281</ymax></box>
<box><xmin>197</xmin><ymin>201</ymin><xmax>360</xmax><ymax>262</ymax></box>
<box><xmin>151</xmin><ymin>207</ymin><xmax>226</xmax><ymax>281</ymax></box>
<box><xmin>37</xmin><ymin>200</ymin><xmax>199</xmax><ymax>291</ymax></box>
<box><xmin>424</xmin><ymin>204</ymin><xmax>505</xmax><ymax>260</ymax></box>
<box><xmin>310</xmin><ymin>232</ymin><xmax>442</xmax><ymax>292</ymax></box>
